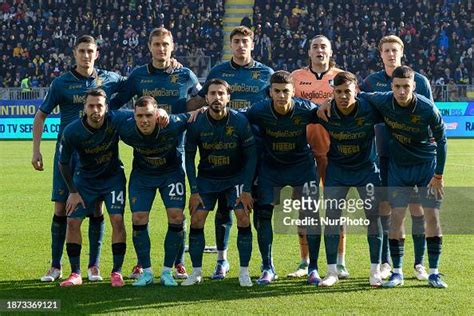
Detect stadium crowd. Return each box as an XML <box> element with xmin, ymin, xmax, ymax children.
<box><xmin>0</xmin><ymin>0</ymin><xmax>224</xmax><ymax>87</ymax></box>
<box><xmin>252</xmin><ymin>0</ymin><xmax>472</xmax><ymax>88</ymax></box>
<box><xmin>1</xmin><ymin>0</ymin><xmax>472</xmax><ymax>98</ymax></box>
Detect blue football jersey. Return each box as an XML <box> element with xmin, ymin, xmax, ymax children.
<box><xmin>245</xmin><ymin>97</ymin><xmax>319</xmax><ymax>166</ymax></box>
<box><xmin>360</xmin><ymin>70</ymin><xmax>433</xmax><ymax>100</ymax></box>
<box><xmin>109</xmin><ymin>64</ymin><xmax>200</xmax><ymax>114</ymax></box>
<box><xmin>360</xmin><ymin>92</ymin><xmax>447</xmax><ymax>174</ymax></box>
<box><xmin>59</xmin><ymin>114</ymin><xmax>123</xmax><ymax>179</ymax></box>
<box><xmin>201</xmin><ymin>59</ymin><xmax>274</xmax><ymax>109</ymax></box>
<box><xmin>317</xmin><ymin>98</ymin><xmax>383</xmax><ymax>169</ymax></box>
<box><xmin>40</xmin><ymin>68</ymin><xmax>126</xmax><ymax>138</ymax></box>
<box><xmin>185</xmin><ymin>109</ymin><xmax>256</xmax><ymax>193</ymax></box>
<box><xmin>111</xmin><ymin>111</ymin><xmax>189</xmax><ymax>174</ymax></box>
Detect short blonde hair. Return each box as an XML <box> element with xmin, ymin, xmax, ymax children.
<box><xmin>378</xmin><ymin>35</ymin><xmax>404</xmax><ymax>51</ymax></box>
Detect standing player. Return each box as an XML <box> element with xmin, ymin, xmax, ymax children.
<box><xmin>110</xmin><ymin>27</ymin><xmax>201</xmax><ymax>279</ymax></box>
<box><xmin>32</xmin><ymin>35</ymin><xmax>126</xmax><ymax>283</ymax></box>
<box><xmin>314</xmin><ymin>72</ymin><xmax>383</xmax><ymax>287</ymax></box>
<box><xmin>289</xmin><ymin>35</ymin><xmax>347</xmax><ymax>278</ymax></box>
<box><xmin>112</xmin><ymin>96</ymin><xmax>189</xmax><ymax>287</ymax></box>
<box><xmin>245</xmin><ymin>71</ymin><xmax>321</xmax><ymax>285</ymax></box>
<box><xmin>360</xmin><ymin>35</ymin><xmax>433</xmax><ymax>280</ymax></box>
<box><xmin>182</xmin><ymin>79</ymin><xmax>257</xmax><ymax>287</ymax></box>
<box><xmin>58</xmin><ymin>89</ymin><xmax>127</xmax><ymax>287</ymax></box>
<box><xmin>195</xmin><ymin>26</ymin><xmax>274</xmax><ymax>280</ymax></box>
<box><xmin>361</xmin><ymin>66</ymin><xmax>447</xmax><ymax>288</ymax></box>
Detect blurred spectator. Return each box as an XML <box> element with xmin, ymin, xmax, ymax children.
<box><xmin>1</xmin><ymin>0</ymin><xmax>473</xmax><ymax>100</ymax></box>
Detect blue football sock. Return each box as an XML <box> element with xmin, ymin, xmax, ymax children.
<box><xmin>66</xmin><ymin>243</ymin><xmax>81</xmax><ymax>274</ymax></box>
<box><xmin>389</xmin><ymin>238</ymin><xmax>405</xmax><ymax>269</ymax></box>
<box><xmin>132</xmin><ymin>224</ymin><xmax>151</xmax><ymax>269</ymax></box>
<box><xmin>237</xmin><ymin>225</ymin><xmax>252</xmax><ymax>267</ymax></box>
<box><xmin>215</xmin><ymin>198</ymin><xmax>233</xmax><ymax>253</ymax></box>
<box><xmin>380</xmin><ymin>215</ymin><xmax>391</xmax><ymax>264</ymax></box>
<box><xmin>51</xmin><ymin>215</ymin><xmax>67</xmax><ymax>269</ymax></box>
<box><xmin>426</xmin><ymin>236</ymin><xmax>442</xmax><ymax>269</ymax></box>
<box><xmin>88</xmin><ymin>215</ymin><xmax>104</xmax><ymax>268</ymax></box>
<box><xmin>174</xmin><ymin>219</ymin><xmax>186</xmax><ymax>266</ymax></box>
<box><xmin>411</xmin><ymin>215</ymin><xmax>426</xmax><ymax>266</ymax></box>
<box><xmin>307</xmin><ymin>233</ymin><xmax>321</xmax><ymax>271</ymax></box>
<box><xmin>164</xmin><ymin>223</ymin><xmax>184</xmax><ymax>268</ymax></box>
<box><xmin>324</xmin><ymin>234</ymin><xmax>339</xmax><ymax>265</ymax></box>
<box><xmin>189</xmin><ymin>227</ymin><xmax>205</xmax><ymax>268</ymax></box>
<box><xmin>112</xmin><ymin>242</ymin><xmax>126</xmax><ymax>273</ymax></box>
<box><xmin>367</xmin><ymin>215</ymin><xmax>383</xmax><ymax>264</ymax></box>
<box><xmin>254</xmin><ymin>206</ymin><xmax>273</xmax><ymax>270</ymax></box>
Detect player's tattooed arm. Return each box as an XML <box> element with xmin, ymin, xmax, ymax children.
<box><xmin>187</xmin><ymin>106</ymin><xmax>208</xmax><ymax>123</ymax></box>
<box><xmin>236</xmin><ymin>192</ymin><xmax>253</xmax><ymax>215</ymax></box>
<box><xmin>156</xmin><ymin>108</ymin><xmax>170</xmax><ymax>127</ymax></box>
<box><xmin>58</xmin><ymin>163</ymin><xmax>78</xmax><ymax>194</ymax></box>
<box><xmin>316</xmin><ymin>98</ymin><xmax>332</xmax><ymax>121</ymax></box>
<box><xmin>59</xmin><ymin>163</ymin><xmax>85</xmax><ymax>215</ymax></box>
<box><xmin>189</xmin><ymin>193</ymin><xmax>205</xmax><ymax>216</ymax></box>
<box><xmin>166</xmin><ymin>58</ymin><xmax>183</xmax><ymax>74</ymax></box>
<box><xmin>428</xmin><ymin>175</ymin><xmax>444</xmax><ymax>200</ymax></box>
<box><xmin>186</xmin><ymin>96</ymin><xmax>207</xmax><ymax>112</ymax></box>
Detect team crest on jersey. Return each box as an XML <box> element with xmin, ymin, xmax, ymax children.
<box><xmin>106</xmin><ymin>127</ymin><xmax>114</xmax><ymax>134</ymax></box>
<box><xmin>251</xmin><ymin>71</ymin><xmax>260</xmax><ymax>80</ymax></box>
<box><xmin>355</xmin><ymin>117</ymin><xmax>365</xmax><ymax>126</ymax></box>
<box><xmin>225</xmin><ymin>126</ymin><xmax>235</xmax><ymax>136</ymax></box>
<box><xmin>410</xmin><ymin>115</ymin><xmax>422</xmax><ymax>124</ymax></box>
<box><xmin>292</xmin><ymin>116</ymin><xmax>303</xmax><ymax>125</ymax></box>
<box><xmin>131</xmin><ymin>196</ymin><xmax>137</xmax><ymax>205</ymax></box>
<box><xmin>170</xmin><ymin>74</ymin><xmax>179</xmax><ymax>84</ymax></box>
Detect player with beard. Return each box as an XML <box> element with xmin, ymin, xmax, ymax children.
<box><xmin>183</xmin><ymin>79</ymin><xmax>257</xmax><ymax>287</ymax></box>
<box><xmin>110</xmin><ymin>27</ymin><xmax>200</xmax><ymax>280</ymax></box>
<box><xmin>192</xmin><ymin>26</ymin><xmax>274</xmax><ymax>280</ymax></box>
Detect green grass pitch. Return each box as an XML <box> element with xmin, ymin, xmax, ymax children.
<box><xmin>0</xmin><ymin>139</ymin><xmax>473</xmax><ymax>314</ymax></box>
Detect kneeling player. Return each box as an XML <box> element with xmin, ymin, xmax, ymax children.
<box><xmin>58</xmin><ymin>89</ymin><xmax>127</xmax><ymax>287</ymax></box>
<box><xmin>362</xmin><ymin>66</ymin><xmax>447</xmax><ymax>288</ymax></box>
<box><xmin>315</xmin><ymin>72</ymin><xmax>383</xmax><ymax>287</ymax></box>
<box><xmin>183</xmin><ymin>79</ymin><xmax>257</xmax><ymax>287</ymax></box>
<box><xmin>111</xmin><ymin>96</ymin><xmax>188</xmax><ymax>286</ymax></box>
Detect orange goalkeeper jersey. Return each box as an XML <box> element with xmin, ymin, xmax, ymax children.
<box><xmin>291</xmin><ymin>66</ymin><xmax>343</xmax><ymax>182</ymax></box>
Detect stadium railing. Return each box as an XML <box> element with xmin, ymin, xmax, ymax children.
<box><xmin>0</xmin><ymin>88</ymin><xmax>49</xmax><ymax>100</ymax></box>
<box><xmin>432</xmin><ymin>84</ymin><xmax>474</xmax><ymax>102</ymax></box>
